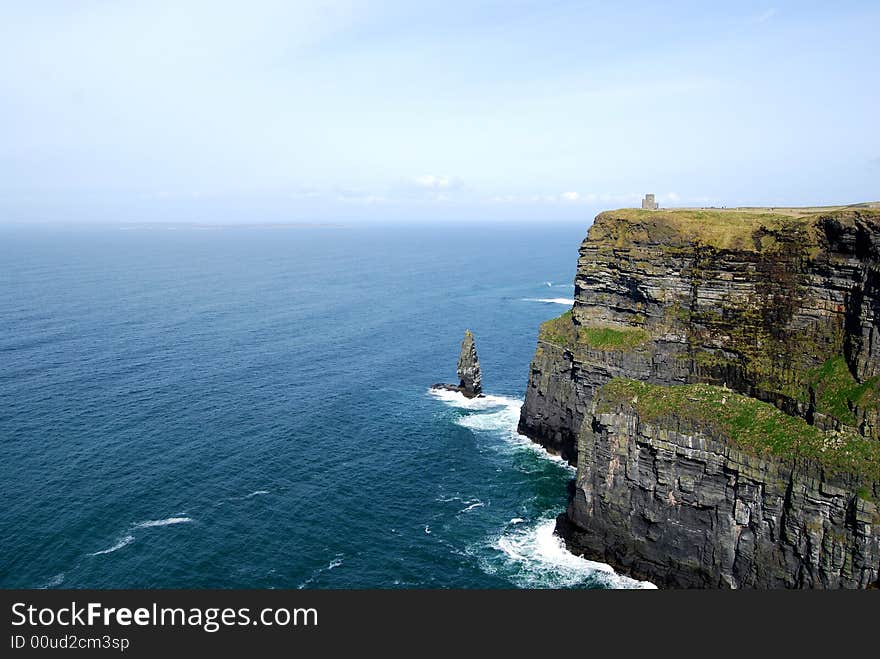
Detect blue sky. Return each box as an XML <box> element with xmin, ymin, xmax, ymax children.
<box><xmin>1</xmin><ymin>1</ymin><xmax>878</xmax><ymax>223</ymax></box>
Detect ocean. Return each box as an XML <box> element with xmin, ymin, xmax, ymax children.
<box><xmin>0</xmin><ymin>222</ymin><xmax>652</xmax><ymax>589</ymax></box>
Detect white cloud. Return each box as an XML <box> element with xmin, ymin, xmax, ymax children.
<box><xmin>334</xmin><ymin>187</ymin><xmax>388</xmax><ymax>205</ymax></box>
<box><xmin>289</xmin><ymin>185</ymin><xmax>321</xmax><ymax>199</ymax></box>
<box><xmin>342</xmin><ymin>194</ymin><xmax>386</xmax><ymax>205</ymax></box>
<box><xmin>755</xmin><ymin>8</ymin><xmax>778</xmax><ymax>23</ymax></box>
<box><xmin>486</xmin><ymin>191</ymin><xmax>644</xmax><ymax>206</ymax></box>
<box><xmin>413</xmin><ymin>174</ymin><xmax>461</xmax><ymax>190</ymax></box>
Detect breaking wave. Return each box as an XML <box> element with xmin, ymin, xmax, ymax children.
<box><xmin>40</xmin><ymin>573</ymin><xmax>66</xmax><ymax>588</ymax></box>
<box><xmin>522</xmin><ymin>297</ymin><xmax>574</xmax><ymax>305</ymax></box>
<box><xmin>486</xmin><ymin>518</ymin><xmax>656</xmax><ymax>589</ymax></box>
<box><xmin>429</xmin><ymin>388</ymin><xmax>518</xmax><ymax>411</ymax></box>
<box><xmin>430</xmin><ymin>387</ymin><xmax>653</xmax><ymax>588</ymax></box>
<box><xmin>134</xmin><ymin>517</ymin><xmax>193</xmax><ymax>528</ymax></box>
<box><xmin>89</xmin><ymin>534</ymin><xmax>135</xmax><ymax>556</ymax></box>
<box><xmin>297</xmin><ymin>554</ymin><xmax>344</xmax><ymax>589</ymax></box>
<box><xmin>89</xmin><ymin>516</ymin><xmax>194</xmax><ymax>558</ymax></box>
<box><xmin>429</xmin><ymin>388</ymin><xmax>573</xmax><ymax>471</ymax></box>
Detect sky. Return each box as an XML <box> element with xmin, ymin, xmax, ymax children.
<box><xmin>0</xmin><ymin>0</ymin><xmax>878</xmax><ymax>224</ymax></box>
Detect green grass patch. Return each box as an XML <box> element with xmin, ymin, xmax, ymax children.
<box><xmin>579</xmin><ymin>326</ymin><xmax>650</xmax><ymax>351</ymax></box>
<box><xmin>590</xmin><ymin>208</ymin><xmax>820</xmax><ymax>252</ymax></box>
<box><xmin>538</xmin><ymin>311</ymin><xmax>650</xmax><ymax>352</ymax></box>
<box><xmin>598</xmin><ymin>378</ymin><xmax>880</xmax><ymax>482</ymax></box>
<box><xmin>538</xmin><ymin>310</ymin><xmax>576</xmax><ymax>347</ymax></box>
<box><xmin>807</xmin><ymin>356</ymin><xmax>880</xmax><ymax>426</ymax></box>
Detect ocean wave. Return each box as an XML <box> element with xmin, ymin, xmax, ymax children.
<box><xmin>504</xmin><ymin>430</ymin><xmax>575</xmax><ymax>472</ymax></box>
<box><xmin>89</xmin><ymin>534</ymin><xmax>135</xmax><ymax>556</ymax></box>
<box><xmin>459</xmin><ymin>501</ymin><xmax>485</xmax><ymax>513</ymax></box>
<box><xmin>429</xmin><ymin>388</ymin><xmax>574</xmax><ymax>472</ymax></box>
<box><xmin>134</xmin><ymin>517</ymin><xmax>193</xmax><ymax>528</ymax></box>
<box><xmin>522</xmin><ymin>297</ymin><xmax>574</xmax><ymax>305</ymax></box>
<box><xmin>88</xmin><ymin>516</ymin><xmax>194</xmax><ymax>558</ymax></box>
<box><xmin>436</xmin><ymin>495</ymin><xmax>465</xmax><ymax>503</ymax></box>
<box><xmin>297</xmin><ymin>554</ymin><xmax>344</xmax><ymax>589</ymax></box>
<box><xmin>487</xmin><ymin>519</ymin><xmax>656</xmax><ymax>589</ymax></box>
<box><xmin>216</xmin><ymin>490</ymin><xmax>271</xmax><ymax>506</ymax></box>
<box><xmin>430</xmin><ymin>387</ymin><xmax>646</xmax><ymax>589</ymax></box>
<box><xmin>428</xmin><ymin>388</ymin><xmax>520</xmax><ymax>411</ymax></box>
<box><xmin>456</xmin><ymin>405</ymin><xmax>520</xmax><ymax>433</ymax></box>
<box><xmin>40</xmin><ymin>573</ymin><xmax>66</xmax><ymax>588</ymax></box>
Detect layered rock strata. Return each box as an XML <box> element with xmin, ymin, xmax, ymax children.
<box><xmin>518</xmin><ymin>206</ymin><xmax>880</xmax><ymax>588</ymax></box>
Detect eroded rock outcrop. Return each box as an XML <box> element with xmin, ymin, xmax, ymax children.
<box><xmin>433</xmin><ymin>329</ymin><xmax>483</xmax><ymax>398</ymax></box>
<box><xmin>518</xmin><ymin>206</ymin><xmax>880</xmax><ymax>588</ymax></box>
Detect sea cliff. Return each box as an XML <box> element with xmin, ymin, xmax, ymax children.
<box><xmin>518</xmin><ymin>205</ymin><xmax>880</xmax><ymax>588</ymax></box>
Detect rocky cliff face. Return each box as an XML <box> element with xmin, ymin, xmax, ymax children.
<box><xmin>560</xmin><ymin>381</ymin><xmax>879</xmax><ymax>589</ymax></box>
<box><xmin>518</xmin><ymin>206</ymin><xmax>880</xmax><ymax>588</ymax></box>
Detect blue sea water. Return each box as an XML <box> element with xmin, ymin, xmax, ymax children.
<box><xmin>0</xmin><ymin>222</ymin><xmax>652</xmax><ymax>589</ymax></box>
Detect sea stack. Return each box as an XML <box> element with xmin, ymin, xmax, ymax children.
<box><xmin>456</xmin><ymin>330</ymin><xmax>482</xmax><ymax>398</ymax></box>
<box><xmin>433</xmin><ymin>329</ymin><xmax>483</xmax><ymax>398</ymax></box>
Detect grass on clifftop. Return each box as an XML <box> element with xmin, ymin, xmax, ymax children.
<box><xmin>580</xmin><ymin>326</ymin><xmax>650</xmax><ymax>350</ymax></box>
<box><xmin>538</xmin><ymin>310</ymin><xmax>577</xmax><ymax>346</ymax></box>
<box><xmin>539</xmin><ymin>311</ymin><xmax>649</xmax><ymax>351</ymax></box>
<box><xmin>590</xmin><ymin>208</ymin><xmax>820</xmax><ymax>252</ymax></box>
<box><xmin>807</xmin><ymin>356</ymin><xmax>880</xmax><ymax>426</ymax></box>
<box><xmin>599</xmin><ymin>378</ymin><xmax>880</xmax><ymax>482</ymax></box>
<box><xmin>590</xmin><ymin>207</ymin><xmax>880</xmax><ymax>253</ymax></box>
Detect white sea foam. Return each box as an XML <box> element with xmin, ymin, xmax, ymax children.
<box><xmin>505</xmin><ymin>429</ymin><xmax>575</xmax><ymax>472</ymax></box>
<box><xmin>89</xmin><ymin>534</ymin><xmax>135</xmax><ymax>556</ymax></box>
<box><xmin>134</xmin><ymin>517</ymin><xmax>193</xmax><ymax>528</ymax></box>
<box><xmin>459</xmin><ymin>501</ymin><xmax>485</xmax><ymax>513</ymax></box>
<box><xmin>245</xmin><ymin>490</ymin><xmax>270</xmax><ymax>498</ymax></box>
<box><xmin>456</xmin><ymin>405</ymin><xmax>520</xmax><ymax>433</ymax></box>
<box><xmin>429</xmin><ymin>388</ymin><xmax>574</xmax><ymax>472</ymax></box>
<box><xmin>41</xmin><ymin>573</ymin><xmax>66</xmax><ymax>588</ymax></box>
<box><xmin>522</xmin><ymin>297</ymin><xmax>574</xmax><ymax>305</ymax></box>
<box><xmin>489</xmin><ymin>519</ymin><xmax>656</xmax><ymax>589</ymax></box>
<box><xmin>430</xmin><ymin>387</ymin><xmax>649</xmax><ymax>588</ymax></box>
<box><xmin>88</xmin><ymin>516</ymin><xmax>193</xmax><ymax>559</ymax></box>
<box><xmin>428</xmin><ymin>388</ymin><xmax>519</xmax><ymax>411</ymax></box>
<box><xmin>297</xmin><ymin>554</ymin><xmax>344</xmax><ymax>588</ymax></box>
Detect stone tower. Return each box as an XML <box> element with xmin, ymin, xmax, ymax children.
<box><xmin>641</xmin><ymin>193</ymin><xmax>658</xmax><ymax>210</ymax></box>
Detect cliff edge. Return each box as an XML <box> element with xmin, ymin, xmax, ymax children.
<box><xmin>518</xmin><ymin>206</ymin><xmax>880</xmax><ymax>588</ymax></box>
